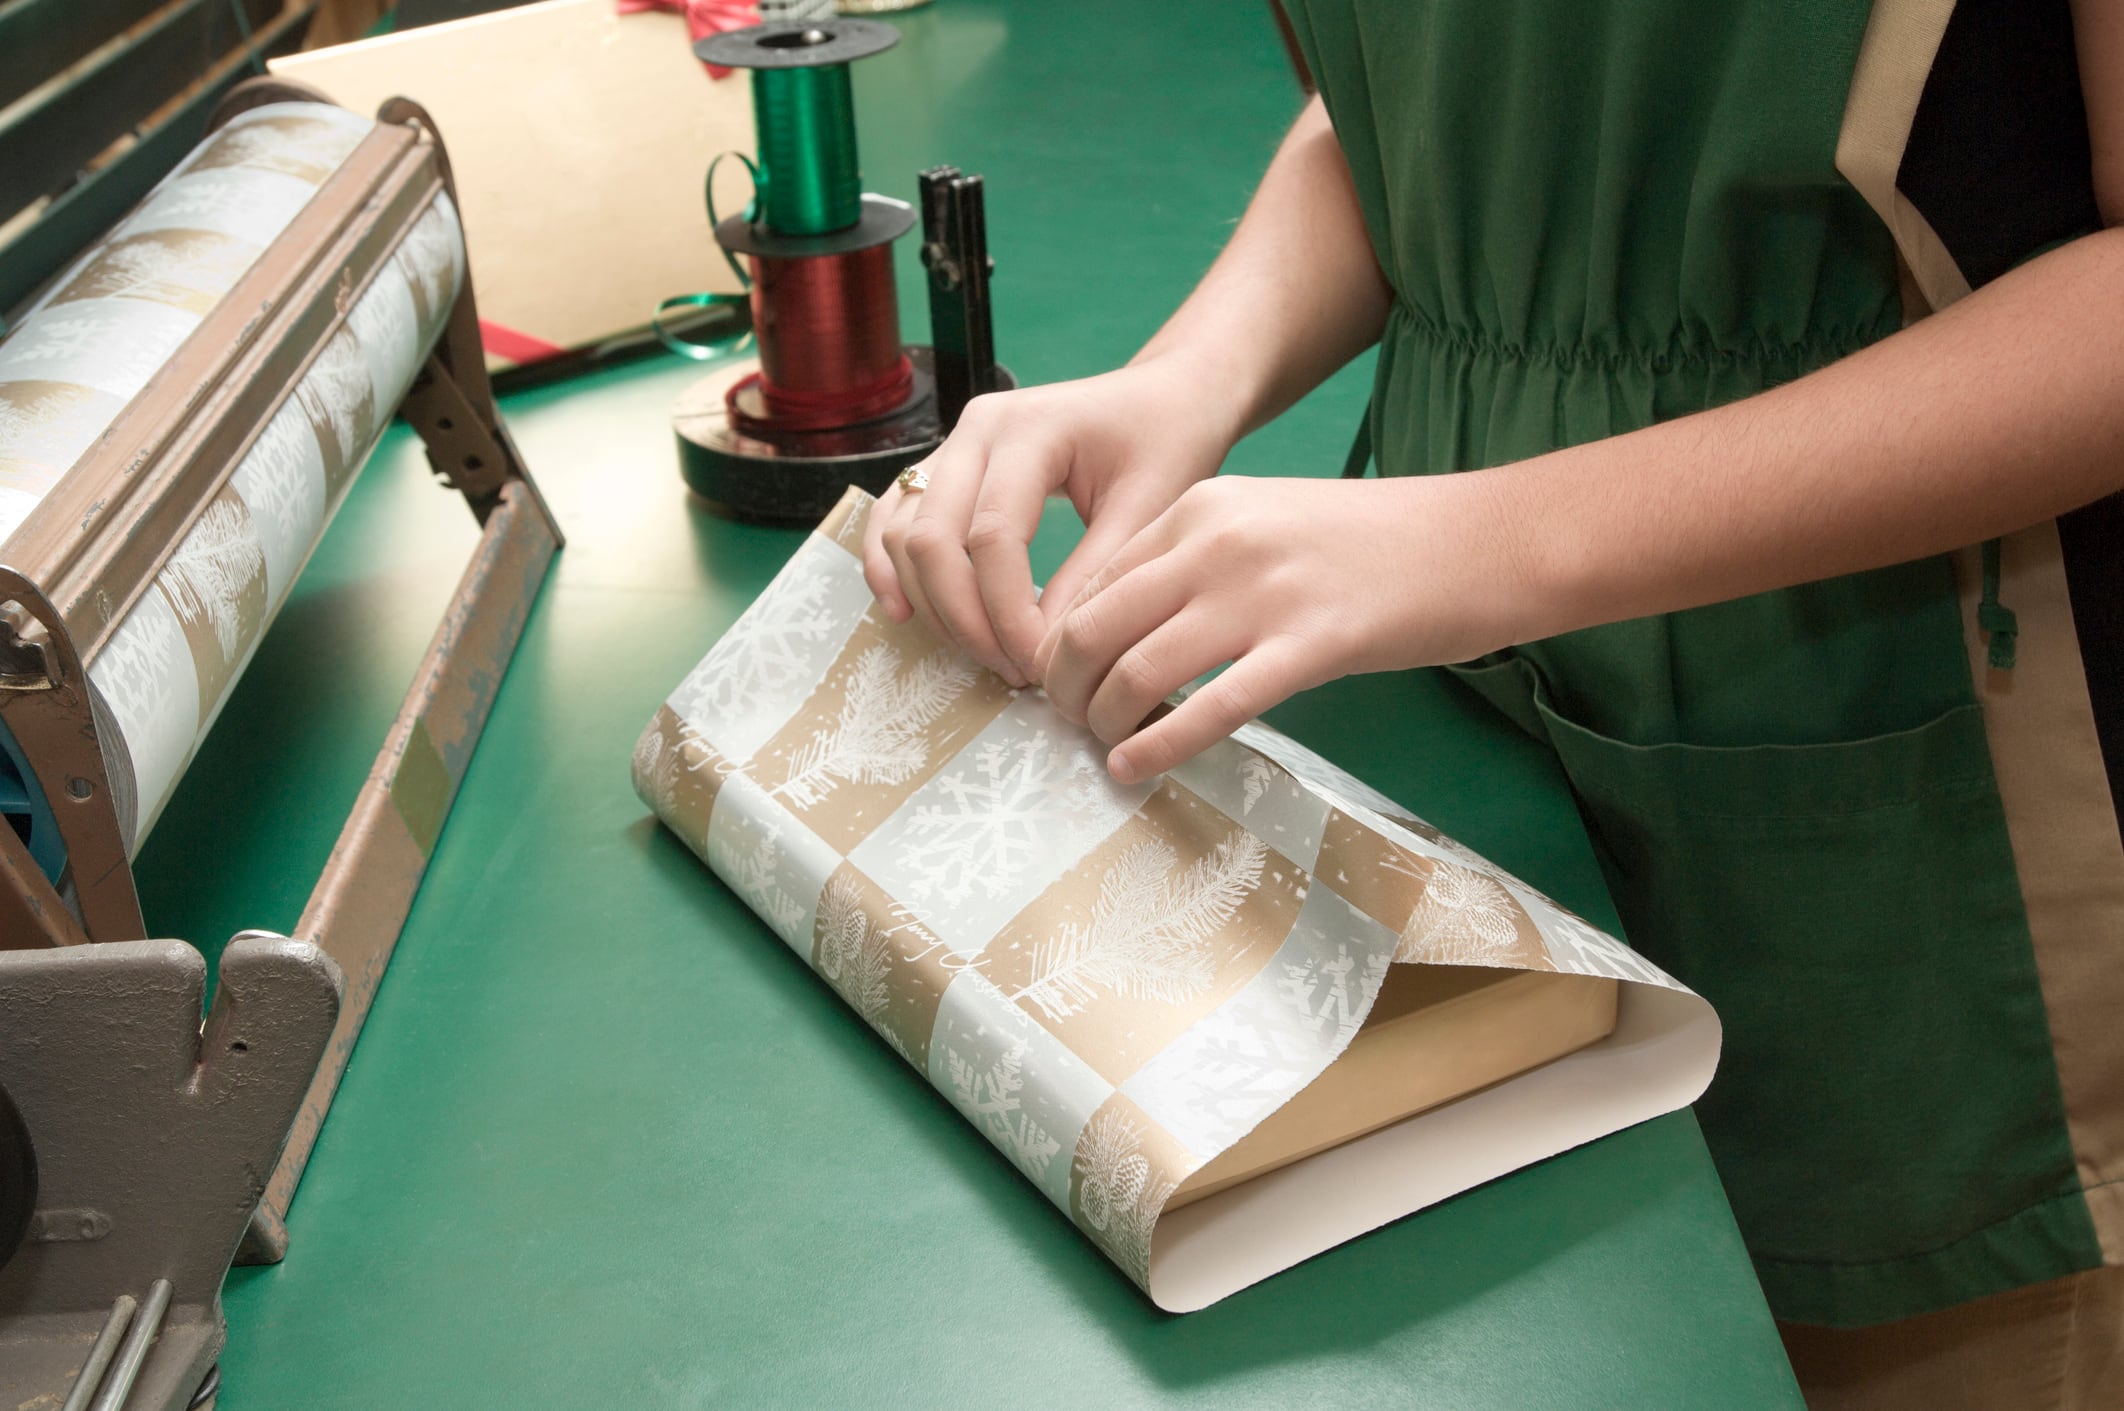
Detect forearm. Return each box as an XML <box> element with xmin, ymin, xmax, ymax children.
<box><xmin>1132</xmin><ymin>96</ymin><xmax>1393</xmax><ymax>447</ymax></box>
<box><xmin>1487</xmin><ymin>227</ymin><xmax>2124</xmax><ymax>644</ymax></box>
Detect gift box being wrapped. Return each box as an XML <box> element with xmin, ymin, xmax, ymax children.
<box><xmin>633</xmin><ymin>489</ymin><xmax>1720</xmax><ymax>1311</ymax></box>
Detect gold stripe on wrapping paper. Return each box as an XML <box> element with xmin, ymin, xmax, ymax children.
<box><xmin>817</xmin><ymin>487</ymin><xmax>873</xmax><ymax>559</ymax></box>
<box><xmin>747</xmin><ymin>607</ymin><xmax>1016</xmax><ymax>852</ymax></box>
<box><xmin>1070</xmin><ymin>1092</ymin><xmax>1206</xmax><ymax>1287</ymax></box>
<box><xmin>189</xmin><ymin>113</ymin><xmax>365</xmax><ymax>186</ymax></box>
<box><xmin>0</xmin><ymin>381</ymin><xmax>125</xmax><ymax>495</ymax></box>
<box><xmin>633</xmin><ymin>705</ymin><xmax>734</xmax><ymax>854</ymax></box>
<box><xmin>1168</xmin><ymin>965</ymin><xmax>1620</xmax><ymax>1209</ymax></box>
<box><xmin>49</xmin><ymin>229</ymin><xmax>267</xmax><ymax>317</ymax></box>
<box><xmin>978</xmin><ymin>779</ymin><xmax>1309</xmax><ymax>1086</ymax></box>
<box><xmin>1316</xmin><ymin>809</ymin><xmax>1556</xmax><ymax>971</ymax></box>
<box><xmin>155</xmin><ymin>485</ymin><xmax>269</xmax><ymax>717</ymax></box>
<box><xmin>811</xmin><ymin>861</ymin><xmax>964</xmax><ymax>1068</ymax></box>
<box><xmin>296</xmin><ymin>326</ymin><xmax>380</xmax><ymax>501</ymax></box>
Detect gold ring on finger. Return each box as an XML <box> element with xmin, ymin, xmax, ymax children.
<box><xmin>897</xmin><ymin>464</ymin><xmax>930</xmax><ymax>493</ymax></box>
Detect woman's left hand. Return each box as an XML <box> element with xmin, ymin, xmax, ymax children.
<box><xmin>1034</xmin><ymin>471</ymin><xmax>1542</xmax><ymax>784</ymax></box>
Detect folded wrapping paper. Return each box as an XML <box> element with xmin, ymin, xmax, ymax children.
<box><xmin>0</xmin><ymin>103</ymin><xmax>465</xmax><ymax>850</ymax></box>
<box><xmin>635</xmin><ymin>488</ymin><xmax>1721</xmax><ymax>1310</ymax></box>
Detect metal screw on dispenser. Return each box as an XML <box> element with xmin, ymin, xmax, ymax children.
<box><xmin>672</xmin><ymin>18</ymin><xmax>1010</xmax><ymax>524</ymax></box>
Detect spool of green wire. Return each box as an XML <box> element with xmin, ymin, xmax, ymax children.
<box><xmin>752</xmin><ymin>63</ymin><xmax>863</xmax><ymax>236</ymax></box>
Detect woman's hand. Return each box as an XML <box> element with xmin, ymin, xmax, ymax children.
<box><xmin>863</xmin><ymin>356</ymin><xmax>1242</xmax><ymax>686</ymax></box>
<box><xmin>1035</xmin><ymin>471</ymin><xmax>1539</xmax><ymax>784</ymax></box>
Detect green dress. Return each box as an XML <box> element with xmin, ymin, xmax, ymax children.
<box><xmin>1282</xmin><ymin>0</ymin><xmax>2118</xmax><ymax>1326</ymax></box>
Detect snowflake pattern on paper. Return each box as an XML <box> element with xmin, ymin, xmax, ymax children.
<box><xmin>773</xmin><ymin>644</ymin><xmax>977</xmax><ymax>808</ymax></box>
<box><xmin>892</xmin><ymin>730</ymin><xmax>1104</xmax><ymax>910</ymax></box>
<box><xmin>947</xmin><ymin>1039</ymin><xmax>1062</xmax><ymax>1187</ymax></box>
<box><xmin>679</xmin><ymin>548</ymin><xmax>845</xmax><ymax>731</ymax></box>
<box><xmin>1014</xmin><ymin>832</ymin><xmax>1266</xmax><ymax>1023</ymax></box>
<box><xmin>1074</xmin><ymin>1109</ymin><xmax>1175</xmax><ymax>1285</ymax></box>
<box><xmin>706</xmin><ymin>808</ymin><xmax>810</xmax><ymax>943</ymax></box>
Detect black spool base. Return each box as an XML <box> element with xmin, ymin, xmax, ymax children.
<box><xmin>673</xmin><ymin>346</ymin><xmax>1014</xmax><ymax>524</ymax></box>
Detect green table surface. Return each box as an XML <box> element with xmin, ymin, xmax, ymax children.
<box><xmin>133</xmin><ymin>3</ymin><xmax>1803</xmax><ymax>1406</ymax></box>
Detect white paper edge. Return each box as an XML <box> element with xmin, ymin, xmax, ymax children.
<box><xmin>1145</xmin><ymin>979</ymin><xmax>1721</xmax><ymax>1311</ymax></box>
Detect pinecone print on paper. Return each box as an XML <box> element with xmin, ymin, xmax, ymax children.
<box><xmin>1398</xmin><ymin>861</ymin><xmax>1524</xmax><ymax>966</ymax></box>
<box><xmin>813</xmin><ymin>875</ymin><xmax>912</xmax><ymax>1062</ymax></box>
<box><xmin>772</xmin><ymin>644</ymin><xmax>978</xmax><ymax>810</ymax></box>
<box><xmin>1012</xmin><ymin>831</ymin><xmax>1266</xmax><ymax>1023</ymax></box>
<box><xmin>1073</xmin><ymin>1107</ymin><xmax>1175</xmax><ymax>1286</ymax></box>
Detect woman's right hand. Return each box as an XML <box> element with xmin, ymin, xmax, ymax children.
<box><xmin>862</xmin><ymin>355</ymin><xmax>1241</xmax><ymax>686</ymax></box>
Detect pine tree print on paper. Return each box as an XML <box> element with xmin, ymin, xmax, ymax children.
<box><xmin>814</xmin><ymin>875</ymin><xmax>911</xmax><ymax>1062</ymax></box>
<box><xmin>0</xmin><ymin>381</ymin><xmax>111</xmax><ymax>492</ymax></box>
<box><xmin>1013</xmin><ymin>832</ymin><xmax>1266</xmax><ymax>1023</ymax></box>
<box><xmin>1238</xmin><ymin>756</ymin><xmax>1276</xmax><ymax>815</ymax></box>
<box><xmin>394</xmin><ymin>200</ymin><xmax>464</xmax><ymax>333</ymax></box>
<box><xmin>947</xmin><ymin>1038</ymin><xmax>1062</xmax><ymax>1186</ymax></box>
<box><xmin>773</xmin><ymin>644</ymin><xmax>977</xmax><ymax>809</ymax></box>
<box><xmin>53</xmin><ymin>230</ymin><xmax>256</xmax><ymax>315</ymax></box>
<box><xmin>1073</xmin><ymin>1108</ymin><xmax>1175</xmax><ymax>1285</ymax></box>
<box><xmin>192</xmin><ymin>113</ymin><xmax>364</xmax><ymax>184</ymax></box>
<box><xmin>1398</xmin><ymin>861</ymin><xmax>1523</xmax><ymax>965</ymax></box>
<box><xmin>892</xmin><ymin>731</ymin><xmax>1104</xmax><ymax>910</ymax></box>
<box><xmin>295</xmin><ymin>329</ymin><xmax>378</xmax><ymax>497</ymax></box>
<box><xmin>157</xmin><ymin>494</ymin><xmax>267</xmax><ymax>714</ymax></box>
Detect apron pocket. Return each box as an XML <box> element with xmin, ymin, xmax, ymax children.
<box><xmin>1467</xmin><ymin>658</ymin><xmax>2083</xmax><ymax>1309</ymax></box>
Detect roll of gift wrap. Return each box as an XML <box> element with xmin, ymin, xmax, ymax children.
<box><xmin>0</xmin><ymin>103</ymin><xmax>465</xmax><ymax>853</ymax></box>
<box><xmin>635</xmin><ymin>489</ymin><xmax>1722</xmax><ymax>1310</ymax></box>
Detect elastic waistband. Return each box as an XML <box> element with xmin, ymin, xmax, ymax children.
<box><xmin>1387</xmin><ymin>300</ymin><xmax>1888</xmax><ymax>379</ymax></box>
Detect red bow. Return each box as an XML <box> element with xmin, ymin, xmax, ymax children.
<box><xmin>616</xmin><ymin>0</ymin><xmax>761</xmax><ymax>79</ymax></box>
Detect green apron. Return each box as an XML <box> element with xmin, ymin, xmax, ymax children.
<box><xmin>1281</xmin><ymin>0</ymin><xmax>2105</xmax><ymax>1325</ymax></box>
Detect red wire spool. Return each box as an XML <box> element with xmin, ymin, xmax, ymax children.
<box><xmin>728</xmin><ymin>243</ymin><xmax>914</xmax><ymax>434</ymax></box>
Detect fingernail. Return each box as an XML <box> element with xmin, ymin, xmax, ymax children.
<box><xmin>1107</xmin><ymin>749</ymin><xmax>1134</xmax><ymax>783</ymax></box>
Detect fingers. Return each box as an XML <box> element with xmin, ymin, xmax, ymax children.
<box><xmin>901</xmin><ymin>445</ymin><xmax>1024</xmax><ymax>683</ymax></box>
<box><xmin>966</xmin><ymin>436</ymin><xmax>1073</xmax><ymax>680</ymax></box>
<box><xmin>862</xmin><ymin>483</ymin><xmax>912</xmax><ymax>621</ymax></box>
<box><xmin>1037</xmin><ymin>550</ymin><xmax>1195</xmax><ymax>724</ymax></box>
<box><xmin>1083</xmin><ymin>608</ymin><xmax>1249</xmax><ymax>745</ymax></box>
<box><xmin>1032</xmin><ymin>509</ymin><xmax>1181</xmax><ymax>682</ymax></box>
<box><xmin>1106</xmin><ymin>640</ymin><xmax>1310</xmax><ymax>785</ymax></box>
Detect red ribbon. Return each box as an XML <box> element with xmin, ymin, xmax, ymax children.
<box><xmin>616</xmin><ymin>0</ymin><xmax>761</xmax><ymax>79</ymax></box>
<box><xmin>478</xmin><ymin>319</ymin><xmax>570</xmax><ymax>367</ymax></box>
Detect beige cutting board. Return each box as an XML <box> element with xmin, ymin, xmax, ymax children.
<box><xmin>274</xmin><ymin>0</ymin><xmax>753</xmax><ymax>368</ymax></box>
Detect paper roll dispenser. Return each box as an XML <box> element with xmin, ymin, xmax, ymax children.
<box><xmin>0</xmin><ymin>79</ymin><xmax>560</xmax><ymax>1256</ymax></box>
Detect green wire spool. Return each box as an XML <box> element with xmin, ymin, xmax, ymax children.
<box><xmin>699</xmin><ymin>20</ymin><xmax>902</xmax><ymax>238</ymax></box>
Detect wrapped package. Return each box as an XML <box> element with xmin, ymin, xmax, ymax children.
<box><xmin>634</xmin><ymin>488</ymin><xmax>1719</xmax><ymax>1309</ymax></box>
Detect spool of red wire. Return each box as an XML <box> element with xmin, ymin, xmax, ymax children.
<box><xmin>728</xmin><ymin>244</ymin><xmax>914</xmax><ymax>433</ymax></box>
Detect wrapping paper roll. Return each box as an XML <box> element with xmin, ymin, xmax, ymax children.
<box><xmin>635</xmin><ymin>489</ymin><xmax>1722</xmax><ymax>1310</ymax></box>
<box><xmin>0</xmin><ymin>103</ymin><xmax>465</xmax><ymax>852</ymax></box>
